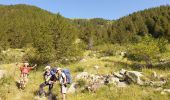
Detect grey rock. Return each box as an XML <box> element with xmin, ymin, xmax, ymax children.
<box><xmin>0</xmin><ymin>70</ymin><xmax>6</xmax><ymax>79</ymax></box>
<box><xmin>150</xmin><ymin>81</ymin><xmax>166</xmax><ymax>87</ymax></box>
<box><xmin>67</xmin><ymin>82</ymin><xmax>77</xmax><ymax>94</ymax></box>
<box><xmin>125</xmin><ymin>71</ymin><xmax>143</xmax><ymax>85</ymax></box>
<box><xmin>163</xmin><ymin>89</ymin><xmax>170</xmax><ymax>93</ymax></box>
<box><xmin>117</xmin><ymin>82</ymin><xmax>128</xmax><ymax>87</ymax></box>
<box><xmin>75</xmin><ymin>72</ymin><xmax>89</xmax><ymax>80</ymax></box>
<box><xmin>151</xmin><ymin>71</ymin><xmax>157</xmax><ymax>79</ymax></box>
<box><xmin>113</xmin><ymin>72</ymin><xmax>124</xmax><ymax>79</ymax></box>
<box><xmin>119</xmin><ymin>69</ymin><xmax>126</xmax><ymax>75</ymax></box>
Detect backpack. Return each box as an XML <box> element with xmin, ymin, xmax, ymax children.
<box><xmin>62</xmin><ymin>69</ymin><xmax>71</xmax><ymax>84</ymax></box>
<box><xmin>44</xmin><ymin>71</ymin><xmax>51</xmax><ymax>82</ymax></box>
<box><xmin>50</xmin><ymin>68</ymin><xmax>57</xmax><ymax>75</ymax></box>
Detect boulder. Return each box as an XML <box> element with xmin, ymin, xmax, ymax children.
<box><xmin>163</xmin><ymin>89</ymin><xmax>170</xmax><ymax>93</ymax></box>
<box><xmin>117</xmin><ymin>82</ymin><xmax>128</xmax><ymax>88</ymax></box>
<box><xmin>67</xmin><ymin>82</ymin><xmax>77</xmax><ymax>94</ymax></box>
<box><xmin>119</xmin><ymin>69</ymin><xmax>126</xmax><ymax>75</ymax></box>
<box><xmin>125</xmin><ymin>71</ymin><xmax>143</xmax><ymax>85</ymax></box>
<box><xmin>104</xmin><ymin>75</ymin><xmax>119</xmax><ymax>85</ymax></box>
<box><xmin>154</xmin><ymin>87</ymin><xmax>163</xmax><ymax>92</ymax></box>
<box><xmin>87</xmin><ymin>82</ymin><xmax>103</xmax><ymax>93</ymax></box>
<box><xmin>151</xmin><ymin>71</ymin><xmax>157</xmax><ymax>79</ymax></box>
<box><xmin>89</xmin><ymin>74</ymin><xmax>101</xmax><ymax>82</ymax></box>
<box><xmin>150</xmin><ymin>81</ymin><xmax>166</xmax><ymax>87</ymax></box>
<box><xmin>113</xmin><ymin>72</ymin><xmax>124</xmax><ymax>79</ymax></box>
<box><xmin>75</xmin><ymin>72</ymin><xmax>89</xmax><ymax>80</ymax></box>
<box><xmin>80</xmin><ymin>58</ymin><xmax>87</xmax><ymax>62</ymax></box>
<box><xmin>0</xmin><ymin>70</ymin><xmax>6</xmax><ymax>79</ymax></box>
<box><xmin>93</xmin><ymin>65</ymin><xmax>99</xmax><ymax>70</ymax></box>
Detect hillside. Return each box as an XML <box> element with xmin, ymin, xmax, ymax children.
<box><xmin>0</xmin><ymin>4</ymin><xmax>170</xmax><ymax>100</ymax></box>
<box><xmin>0</xmin><ymin>5</ymin><xmax>170</xmax><ymax>50</ymax></box>
<box><xmin>108</xmin><ymin>5</ymin><xmax>170</xmax><ymax>44</ymax></box>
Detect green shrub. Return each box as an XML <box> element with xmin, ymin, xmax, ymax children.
<box><xmin>75</xmin><ymin>66</ymin><xmax>85</xmax><ymax>72</ymax></box>
<box><xmin>93</xmin><ymin>43</ymin><xmax>126</xmax><ymax>57</ymax></box>
<box><xmin>0</xmin><ymin>49</ymin><xmax>24</xmax><ymax>64</ymax></box>
<box><xmin>77</xmin><ymin>79</ymin><xmax>86</xmax><ymax>88</ymax></box>
<box><xmin>127</xmin><ymin>35</ymin><xmax>160</xmax><ymax>64</ymax></box>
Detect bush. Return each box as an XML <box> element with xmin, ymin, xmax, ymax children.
<box><xmin>77</xmin><ymin>79</ymin><xmax>86</xmax><ymax>88</ymax></box>
<box><xmin>75</xmin><ymin>66</ymin><xmax>85</xmax><ymax>72</ymax></box>
<box><xmin>23</xmin><ymin>46</ymin><xmax>55</xmax><ymax>65</ymax></box>
<box><xmin>93</xmin><ymin>43</ymin><xmax>126</xmax><ymax>57</ymax></box>
<box><xmin>127</xmin><ymin>35</ymin><xmax>160</xmax><ymax>65</ymax></box>
<box><xmin>0</xmin><ymin>49</ymin><xmax>24</xmax><ymax>64</ymax></box>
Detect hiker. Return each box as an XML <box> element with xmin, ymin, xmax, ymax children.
<box><xmin>39</xmin><ymin>66</ymin><xmax>58</xmax><ymax>97</ymax></box>
<box><xmin>56</xmin><ymin>68</ymin><xmax>69</xmax><ymax>100</ymax></box>
<box><xmin>16</xmin><ymin>62</ymin><xmax>37</xmax><ymax>89</ymax></box>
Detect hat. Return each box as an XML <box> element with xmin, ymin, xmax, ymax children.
<box><xmin>45</xmin><ymin>66</ymin><xmax>51</xmax><ymax>70</ymax></box>
<box><xmin>57</xmin><ymin>67</ymin><xmax>61</xmax><ymax>71</ymax></box>
<box><xmin>24</xmin><ymin>62</ymin><xmax>29</xmax><ymax>66</ymax></box>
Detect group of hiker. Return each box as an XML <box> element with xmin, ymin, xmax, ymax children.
<box><xmin>16</xmin><ymin>62</ymin><xmax>71</xmax><ymax>100</ymax></box>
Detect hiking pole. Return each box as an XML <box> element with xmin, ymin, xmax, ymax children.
<box><xmin>33</xmin><ymin>64</ymin><xmax>38</xmax><ymax>87</ymax></box>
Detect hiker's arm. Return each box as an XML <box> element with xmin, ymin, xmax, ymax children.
<box><xmin>31</xmin><ymin>64</ymin><xmax>37</xmax><ymax>69</ymax></box>
<box><xmin>16</xmin><ymin>63</ymin><xmax>20</xmax><ymax>67</ymax></box>
<box><xmin>63</xmin><ymin>75</ymin><xmax>67</xmax><ymax>84</ymax></box>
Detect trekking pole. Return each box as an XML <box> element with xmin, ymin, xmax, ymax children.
<box><xmin>33</xmin><ymin>64</ymin><xmax>37</xmax><ymax>86</ymax></box>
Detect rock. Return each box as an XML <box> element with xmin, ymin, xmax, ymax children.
<box><xmin>120</xmin><ymin>51</ymin><xmax>127</xmax><ymax>57</ymax></box>
<box><xmin>113</xmin><ymin>72</ymin><xmax>124</xmax><ymax>79</ymax></box>
<box><xmin>119</xmin><ymin>69</ymin><xmax>126</xmax><ymax>75</ymax></box>
<box><xmin>150</xmin><ymin>81</ymin><xmax>166</xmax><ymax>87</ymax></box>
<box><xmin>154</xmin><ymin>87</ymin><xmax>163</xmax><ymax>92</ymax></box>
<box><xmin>117</xmin><ymin>82</ymin><xmax>128</xmax><ymax>88</ymax></box>
<box><xmin>104</xmin><ymin>75</ymin><xmax>119</xmax><ymax>85</ymax></box>
<box><xmin>67</xmin><ymin>82</ymin><xmax>77</xmax><ymax>94</ymax></box>
<box><xmin>88</xmin><ymin>82</ymin><xmax>103</xmax><ymax>93</ymax></box>
<box><xmin>75</xmin><ymin>72</ymin><xmax>89</xmax><ymax>80</ymax></box>
<box><xmin>89</xmin><ymin>74</ymin><xmax>101</xmax><ymax>82</ymax></box>
<box><xmin>161</xmin><ymin>91</ymin><xmax>166</xmax><ymax>95</ymax></box>
<box><xmin>151</xmin><ymin>71</ymin><xmax>157</xmax><ymax>79</ymax></box>
<box><xmin>0</xmin><ymin>70</ymin><xmax>6</xmax><ymax>79</ymax></box>
<box><xmin>125</xmin><ymin>71</ymin><xmax>143</xmax><ymax>85</ymax></box>
<box><xmin>163</xmin><ymin>89</ymin><xmax>170</xmax><ymax>93</ymax></box>
<box><xmin>94</xmin><ymin>65</ymin><xmax>99</xmax><ymax>70</ymax></box>
<box><xmin>80</xmin><ymin>58</ymin><xmax>87</xmax><ymax>62</ymax></box>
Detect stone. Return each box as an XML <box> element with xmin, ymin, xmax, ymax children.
<box><xmin>125</xmin><ymin>71</ymin><xmax>143</xmax><ymax>85</ymax></box>
<box><xmin>94</xmin><ymin>65</ymin><xmax>99</xmax><ymax>70</ymax></box>
<box><xmin>75</xmin><ymin>72</ymin><xmax>89</xmax><ymax>80</ymax></box>
<box><xmin>113</xmin><ymin>72</ymin><xmax>124</xmax><ymax>79</ymax></box>
<box><xmin>163</xmin><ymin>89</ymin><xmax>170</xmax><ymax>93</ymax></box>
<box><xmin>161</xmin><ymin>91</ymin><xmax>166</xmax><ymax>95</ymax></box>
<box><xmin>151</xmin><ymin>71</ymin><xmax>157</xmax><ymax>79</ymax></box>
<box><xmin>105</xmin><ymin>75</ymin><xmax>119</xmax><ymax>85</ymax></box>
<box><xmin>67</xmin><ymin>82</ymin><xmax>77</xmax><ymax>94</ymax></box>
<box><xmin>117</xmin><ymin>82</ymin><xmax>128</xmax><ymax>87</ymax></box>
<box><xmin>119</xmin><ymin>69</ymin><xmax>127</xmax><ymax>75</ymax></box>
<box><xmin>154</xmin><ymin>87</ymin><xmax>163</xmax><ymax>92</ymax></box>
<box><xmin>80</xmin><ymin>58</ymin><xmax>87</xmax><ymax>62</ymax></box>
<box><xmin>88</xmin><ymin>82</ymin><xmax>103</xmax><ymax>93</ymax></box>
<box><xmin>150</xmin><ymin>81</ymin><xmax>166</xmax><ymax>87</ymax></box>
<box><xmin>0</xmin><ymin>70</ymin><xmax>6</xmax><ymax>79</ymax></box>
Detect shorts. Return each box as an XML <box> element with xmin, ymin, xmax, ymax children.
<box><xmin>60</xmin><ymin>85</ymin><xmax>67</xmax><ymax>94</ymax></box>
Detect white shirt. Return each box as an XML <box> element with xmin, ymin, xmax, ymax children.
<box><xmin>59</xmin><ymin>72</ymin><xmax>66</xmax><ymax>84</ymax></box>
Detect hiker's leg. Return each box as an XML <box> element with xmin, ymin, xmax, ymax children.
<box><xmin>48</xmin><ymin>84</ymin><xmax>53</xmax><ymax>94</ymax></box>
<box><xmin>23</xmin><ymin>74</ymin><xmax>28</xmax><ymax>88</ymax></box>
<box><xmin>62</xmin><ymin>93</ymin><xmax>66</xmax><ymax>100</ymax></box>
<box><xmin>39</xmin><ymin>82</ymin><xmax>47</xmax><ymax>95</ymax></box>
<box><xmin>61</xmin><ymin>85</ymin><xmax>67</xmax><ymax>100</ymax></box>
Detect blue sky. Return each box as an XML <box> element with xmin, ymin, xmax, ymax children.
<box><xmin>0</xmin><ymin>0</ymin><xmax>169</xmax><ymax>20</ymax></box>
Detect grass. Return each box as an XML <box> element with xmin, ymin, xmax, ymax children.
<box><xmin>0</xmin><ymin>50</ymin><xmax>170</xmax><ymax>100</ymax></box>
